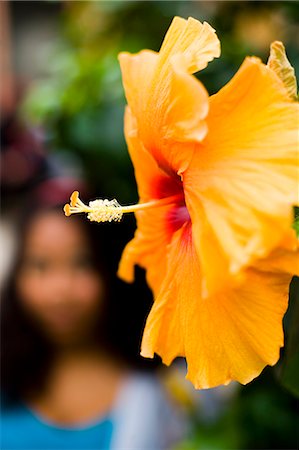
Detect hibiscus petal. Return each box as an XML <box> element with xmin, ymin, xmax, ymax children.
<box><xmin>186</xmin><ymin>267</ymin><xmax>291</xmax><ymax>388</ymax></box>
<box><xmin>119</xmin><ymin>17</ymin><xmax>220</xmax><ymax>175</ymax></box>
<box><xmin>122</xmin><ymin>107</ymin><xmax>182</xmax><ymax>201</ymax></box>
<box><xmin>118</xmin><ymin>108</ymin><xmax>184</xmax><ymax>295</ymax></box>
<box><xmin>118</xmin><ymin>205</ymin><xmax>173</xmax><ymax>296</ymax></box>
<box><xmin>118</xmin><ymin>50</ymin><xmax>158</xmax><ymax>135</ymax></box>
<box><xmin>254</xmin><ymin>229</ymin><xmax>299</xmax><ymax>275</ymax></box>
<box><xmin>267</xmin><ymin>41</ymin><xmax>298</xmax><ymax>100</ymax></box>
<box><xmin>141</xmin><ymin>222</ymin><xmax>292</xmax><ymax>389</ymax></box>
<box><xmin>159</xmin><ymin>16</ymin><xmax>220</xmax><ymax>73</ymax></box>
<box><xmin>184</xmin><ymin>56</ymin><xmax>299</xmax><ymax>296</ymax></box>
<box><xmin>141</xmin><ymin>223</ymin><xmax>192</xmax><ymax>363</ymax></box>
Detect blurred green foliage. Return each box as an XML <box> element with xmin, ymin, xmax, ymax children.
<box><xmin>177</xmin><ymin>370</ymin><xmax>298</xmax><ymax>449</ymax></box>
<box><xmin>22</xmin><ymin>1</ymin><xmax>299</xmax><ymax>448</ymax></box>
<box><xmin>293</xmin><ymin>207</ymin><xmax>299</xmax><ymax>238</ymax></box>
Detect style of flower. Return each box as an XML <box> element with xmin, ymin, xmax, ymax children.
<box><xmin>64</xmin><ymin>17</ymin><xmax>299</xmax><ymax>388</ymax></box>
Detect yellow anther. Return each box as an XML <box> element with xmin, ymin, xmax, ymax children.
<box><xmin>70</xmin><ymin>191</ymin><xmax>79</xmax><ymax>207</ymax></box>
<box><xmin>64</xmin><ymin>204</ymin><xmax>71</xmax><ymax>217</ymax></box>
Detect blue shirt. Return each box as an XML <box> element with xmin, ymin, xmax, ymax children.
<box><xmin>1</xmin><ymin>373</ymin><xmax>184</xmax><ymax>450</ymax></box>
<box><xmin>1</xmin><ymin>402</ymin><xmax>113</xmax><ymax>450</ymax></box>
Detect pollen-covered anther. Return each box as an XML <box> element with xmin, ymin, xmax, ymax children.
<box><xmin>70</xmin><ymin>191</ymin><xmax>79</xmax><ymax>207</ymax></box>
<box><xmin>87</xmin><ymin>199</ymin><xmax>123</xmax><ymax>223</ymax></box>
<box><xmin>64</xmin><ymin>191</ymin><xmax>123</xmax><ymax>223</ymax></box>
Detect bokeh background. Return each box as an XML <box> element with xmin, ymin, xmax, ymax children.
<box><xmin>1</xmin><ymin>1</ymin><xmax>299</xmax><ymax>449</ymax></box>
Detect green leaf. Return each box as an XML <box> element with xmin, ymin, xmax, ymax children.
<box><xmin>293</xmin><ymin>207</ymin><xmax>299</xmax><ymax>238</ymax></box>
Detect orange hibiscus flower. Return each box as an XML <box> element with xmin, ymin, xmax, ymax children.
<box><xmin>65</xmin><ymin>17</ymin><xmax>299</xmax><ymax>388</ymax></box>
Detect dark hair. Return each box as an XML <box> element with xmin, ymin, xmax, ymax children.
<box><xmin>1</xmin><ymin>190</ymin><xmax>157</xmax><ymax>404</ymax></box>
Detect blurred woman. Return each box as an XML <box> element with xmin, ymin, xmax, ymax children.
<box><xmin>1</xmin><ymin>179</ymin><xmax>183</xmax><ymax>450</ymax></box>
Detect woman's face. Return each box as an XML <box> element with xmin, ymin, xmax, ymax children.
<box><xmin>16</xmin><ymin>210</ymin><xmax>105</xmax><ymax>345</ymax></box>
